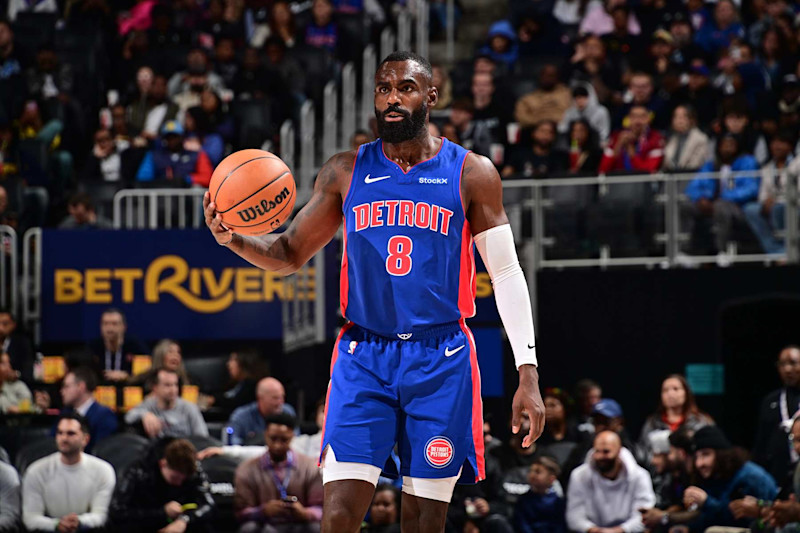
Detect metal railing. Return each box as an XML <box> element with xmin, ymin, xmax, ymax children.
<box><xmin>282</xmin><ymin>248</ymin><xmax>327</xmax><ymax>352</ymax></box>
<box><xmin>503</xmin><ymin>169</ymin><xmax>798</xmax><ymax>270</ymax></box>
<box><xmin>22</xmin><ymin>227</ymin><xmax>41</xmax><ymax>343</ymax></box>
<box><xmin>299</xmin><ymin>100</ymin><xmax>316</xmax><ymax>204</ymax></box>
<box><xmin>0</xmin><ymin>225</ymin><xmax>18</xmax><ymax>315</ymax></box>
<box><xmin>113</xmin><ymin>188</ymin><xmax>207</xmax><ymax>229</ymax></box>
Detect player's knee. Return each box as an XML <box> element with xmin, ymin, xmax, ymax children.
<box><xmin>322</xmin><ymin>505</ymin><xmax>362</xmax><ymax>532</ymax></box>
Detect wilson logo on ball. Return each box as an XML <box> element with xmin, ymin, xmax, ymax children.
<box><xmin>236</xmin><ymin>187</ymin><xmax>291</xmax><ymax>222</ymax></box>
<box><xmin>424</xmin><ymin>436</ymin><xmax>454</xmax><ymax>468</ymax></box>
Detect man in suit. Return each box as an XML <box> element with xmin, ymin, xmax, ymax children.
<box><xmin>87</xmin><ymin>308</ymin><xmax>149</xmax><ymax>382</ymax></box>
<box><xmin>36</xmin><ymin>367</ymin><xmax>118</xmax><ymax>453</ymax></box>
<box><xmin>0</xmin><ymin>308</ymin><xmax>33</xmax><ymax>385</ymax></box>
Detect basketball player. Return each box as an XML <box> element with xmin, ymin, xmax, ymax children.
<box><xmin>204</xmin><ymin>51</ymin><xmax>544</xmax><ymax>532</ymax></box>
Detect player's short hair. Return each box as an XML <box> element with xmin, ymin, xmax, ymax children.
<box><xmin>101</xmin><ymin>307</ymin><xmax>126</xmax><ymax>324</ymax></box>
<box><xmin>155</xmin><ymin>368</ymin><xmax>179</xmax><ymax>384</ymax></box>
<box><xmin>57</xmin><ymin>412</ymin><xmax>90</xmax><ymax>435</ymax></box>
<box><xmin>163</xmin><ymin>439</ymin><xmax>198</xmax><ymax>477</ymax></box>
<box><xmin>69</xmin><ymin>366</ymin><xmax>98</xmax><ymax>392</ymax></box>
<box><xmin>264</xmin><ymin>412</ymin><xmax>297</xmax><ymax>431</ymax></box>
<box><xmin>67</xmin><ymin>192</ymin><xmax>95</xmax><ymax>211</ymax></box>
<box><xmin>378</xmin><ymin>51</ymin><xmax>432</xmax><ymax>81</ymax></box>
<box><xmin>533</xmin><ymin>456</ymin><xmax>561</xmax><ymax>477</ymax></box>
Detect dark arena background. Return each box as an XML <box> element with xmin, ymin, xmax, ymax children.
<box><xmin>1</xmin><ymin>0</ymin><xmax>800</xmax><ymax>530</ymax></box>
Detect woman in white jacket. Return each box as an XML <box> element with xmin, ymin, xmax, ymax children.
<box><xmin>663</xmin><ymin>105</ymin><xmax>710</xmax><ymax>172</ymax></box>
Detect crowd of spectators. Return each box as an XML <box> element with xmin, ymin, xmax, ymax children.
<box><xmin>4</xmin><ymin>308</ymin><xmax>800</xmax><ymax>532</ymax></box>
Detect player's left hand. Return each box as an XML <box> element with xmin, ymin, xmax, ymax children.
<box><xmin>512</xmin><ymin>364</ymin><xmax>545</xmax><ymax>448</ymax></box>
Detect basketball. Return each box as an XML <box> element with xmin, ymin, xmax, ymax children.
<box><xmin>208</xmin><ymin>149</ymin><xmax>297</xmax><ymax>236</ymax></box>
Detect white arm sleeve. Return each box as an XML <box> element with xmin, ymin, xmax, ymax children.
<box><xmin>473</xmin><ymin>224</ymin><xmax>538</xmax><ymax>369</ymax></box>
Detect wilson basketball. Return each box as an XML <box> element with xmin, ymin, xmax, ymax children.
<box><xmin>209</xmin><ymin>149</ymin><xmax>296</xmax><ymax>236</ymax></box>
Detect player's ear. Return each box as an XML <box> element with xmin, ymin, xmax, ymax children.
<box><xmin>428</xmin><ymin>85</ymin><xmax>438</xmax><ymax>108</ymax></box>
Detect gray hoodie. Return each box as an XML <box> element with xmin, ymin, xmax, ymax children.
<box><xmin>566</xmin><ymin>447</ymin><xmax>655</xmax><ymax>533</ymax></box>
<box><xmin>557</xmin><ymin>82</ymin><xmax>611</xmax><ymax>142</ymax></box>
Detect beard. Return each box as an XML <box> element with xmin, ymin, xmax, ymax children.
<box><xmin>595</xmin><ymin>458</ymin><xmax>616</xmax><ymax>473</ymax></box>
<box><xmin>376</xmin><ymin>102</ymin><xmax>428</xmax><ymax>144</ymax></box>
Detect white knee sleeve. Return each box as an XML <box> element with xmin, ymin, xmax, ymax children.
<box><xmin>401</xmin><ymin>471</ymin><xmax>461</xmax><ymax>503</ymax></box>
<box><xmin>321</xmin><ymin>446</ymin><xmax>382</xmax><ymax>486</ymax></box>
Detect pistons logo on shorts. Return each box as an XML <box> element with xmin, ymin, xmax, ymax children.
<box><xmin>424</xmin><ymin>436</ymin><xmax>454</xmax><ymax>469</ymax></box>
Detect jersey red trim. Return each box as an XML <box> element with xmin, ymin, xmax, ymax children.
<box><xmin>458</xmin><ymin>220</ymin><xmax>477</xmax><ymax>319</ymax></box>
<box><xmin>379</xmin><ymin>137</ymin><xmax>445</xmax><ymax>175</ymax></box>
<box><xmin>340</xmin><ymin>217</ymin><xmax>349</xmax><ymax>318</ymax></box>
<box><xmin>319</xmin><ymin>322</ymin><xmax>354</xmax><ymax>466</ymax></box>
<box><xmin>460</xmin><ymin>320</ymin><xmax>485</xmax><ymax>481</ymax></box>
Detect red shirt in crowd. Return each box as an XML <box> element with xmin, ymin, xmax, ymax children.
<box><xmin>599</xmin><ymin>128</ymin><xmax>665</xmax><ymax>174</ymax></box>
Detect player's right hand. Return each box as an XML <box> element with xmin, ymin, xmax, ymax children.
<box><xmin>203</xmin><ymin>191</ymin><xmax>234</xmax><ymax>246</ymax></box>
<box><xmin>197</xmin><ymin>447</ymin><xmax>223</xmax><ymax>460</ymax></box>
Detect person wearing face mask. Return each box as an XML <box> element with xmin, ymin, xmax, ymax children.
<box><xmin>566</xmin><ymin>431</ymin><xmax>655</xmax><ymax>533</ymax></box>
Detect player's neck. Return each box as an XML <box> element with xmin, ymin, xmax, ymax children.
<box><xmin>383</xmin><ymin>134</ymin><xmax>440</xmax><ymax>171</ymax></box>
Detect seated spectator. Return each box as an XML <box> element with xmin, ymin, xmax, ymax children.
<box><xmin>0</xmin><ymin>351</ymin><xmax>33</xmax><ymax>413</ymax></box>
<box><xmin>637</xmin><ymin>374</ymin><xmax>712</xmax><ymax>465</ymax></box>
<box><xmin>213</xmin><ymin>37</ymin><xmax>239</xmax><ymax>89</ymax></box>
<box><xmin>24</xmin><ymin>44</ymin><xmax>73</xmax><ymax>109</ymax></box>
<box><xmin>197</xmin><ymin>88</ymin><xmax>235</xmax><ymax>143</ymax></box>
<box><xmin>351</xmin><ymin>130</ymin><xmax>373</xmax><ymax>150</ymax></box>
<box><xmin>0</xmin><ymin>458</ymin><xmax>20</xmax><ymax>532</ymax></box>
<box><xmin>167</xmin><ymin>48</ymin><xmax>226</xmax><ymax>98</ymax></box>
<box><xmin>35</xmin><ymin>367</ymin><xmax>118</xmax><ymax>453</ymax></box>
<box><xmin>685</xmin><ymin>133</ymin><xmax>759</xmax><ymax>256</ymax></box>
<box><xmin>477</xmin><ymin>20</ymin><xmax>519</xmax><ymax>72</ymax></box>
<box><xmin>663</xmin><ymin>105</ymin><xmax>710</xmax><ymax>172</ymax></box>
<box><xmin>684</xmin><ymin>425</ymin><xmax>777</xmax><ymax>530</ymax></box>
<box><xmin>244</xmin><ymin>0</ymin><xmax>273</xmax><ymax>48</ymax></box>
<box><xmin>15</xmin><ymin>100</ymin><xmax>72</xmax><ymax>199</ymax></box>
<box><xmin>172</xmin><ymin>69</ymin><xmax>214</xmax><ymax>118</ymax></box>
<box><xmin>672</xmin><ymin>64</ymin><xmax>719</xmax><ymax>131</ymax></box>
<box><xmin>743</xmin><ymin>131</ymin><xmax>796</xmax><ymax>254</ymax></box>
<box><xmin>234</xmin><ymin>414</ymin><xmax>322</xmax><ymax>532</ymax></box>
<box><xmin>569</xmin><ymin>35</ymin><xmax>624</xmax><ymax>106</ymax></box>
<box><xmin>640</xmin><ymin>427</ymin><xmax>701</xmax><ymax>529</ymax></box>
<box><xmin>566</xmin><ymin>119</ymin><xmax>602</xmax><ymax>175</ymax></box>
<box><xmin>87</xmin><ymin>307</ymin><xmax>149</xmax><ymax>382</ymax></box>
<box><xmin>226</xmin><ymin>377</ymin><xmax>297</xmax><ymax>445</ymax></box>
<box><xmin>291</xmin><ymin>400</ymin><xmax>325</xmax><ymax>459</ymax></box>
<box><xmin>0</xmin><ymin>20</ymin><xmax>25</xmax><ymax>126</ymax></box>
<box><xmin>431</xmin><ymin>64</ymin><xmax>453</xmax><ymax>111</ymax></box>
<box><xmin>81</xmin><ymin>128</ymin><xmax>125</xmax><ymax>183</ymax></box>
<box><xmin>0</xmin><ymin>308</ymin><xmax>33</xmax><ymax>385</ymax></box>
<box><xmin>712</xmin><ymin>103</ymin><xmax>769</xmax><ymax>166</ymax></box>
<box><xmin>233</xmin><ymin>47</ymin><xmax>271</xmax><ymax>100</ymax></box>
<box><xmin>754</xmin><ymin>346</ymin><xmax>800</xmax><ymax>485</ymax></box>
<box><xmin>764</xmin><ymin>416</ymin><xmax>800</xmax><ymax>526</ymax></box>
<box><xmin>135</xmin><ymin>120</ymin><xmax>213</xmax><ymax>187</ymax></box>
<box><xmin>128</xmin><ymin>72</ymin><xmax>179</xmax><ymax>141</ymax></box>
<box><xmin>601</xmin><ymin>5</ymin><xmax>643</xmax><ymax>67</ymax></box>
<box><xmin>516</xmin><ymin>11</ymin><xmax>571</xmax><ymax>59</ymax></box>
<box><xmin>362</xmin><ymin>484</ymin><xmax>399</xmax><ymax>533</ymax></box>
<box><xmin>538</xmin><ymin>387</ymin><xmax>581</xmax><ymax>447</ymax></box>
<box><xmin>207</xmin><ymin>351</ymin><xmax>264</xmax><ymax>412</ymax></box>
<box><xmin>558</xmin><ymin>84</ymin><xmax>610</xmax><ymax>143</ymax></box>
<box><xmin>269</xmin><ymin>0</ymin><xmax>298</xmax><ymax>48</ymax></box>
<box><xmin>515</xmin><ymin>64</ymin><xmax>572</xmax><ymax>128</ymax></box>
<box><xmin>446</xmin><ymin>98</ymin><xmax>494</xmax><ymax>157</ymax></box>
<box><xmin>471</xmin><ymin>71</ymin><xmax>512</xmax><ymax>146</ymax></box>
<box><xmin>566</xmin><ymin>431</ymin><xmax>656</xmax><ymax>533</ymax></box>
<box><xmin>129</xmin><ymin>338</ymin><xmax>191</xmax><ymax>390</ymax></box>
<box><xmin>58</xmin><ymin>193</ymin><xmax>113</xmax><ymax>230</ymax></box>
<box><xmin>125</xmin><ymin>368</ymin><xmax>209</xmax><ymax>439</ymax></box>
<box><xmin>503</xmin><ymin>120</ymin><xmax>567</xmax><ymax>178</ymax></box>
<box><xmin>694</xmin><ymin>0</ymin><xmax>745</xmax><ymax>57</ymax></box>
<box><xmin>201</xmin><ymin>0</ymin><xmax>243</xmax><ymax>44</ymax></box>
<box><xmin>579</xmin><ymin>0</ymin><xmax>640</xmax><ymax>37</ymax></box>
<box><xmin>109</xmin><ymin>438</ymin><xmax>215</xmax><ymax>533</ymax></box>
<box><xmin>571</xmin><ymin>379</ymin><xmax>602</xmax><ymax>437</ymax></box>
<box><xmin>22</xmin><ymin>414</ymin><xmax>116</xmax><ymax>532</ymax></box>
<box><xmin>493</xmin><ymin>412</ymin><xmax>546</xmax><ymax>513</ymax></box>
<box><xmin>599</xmin><ymin>104</ymin><xmax>665</xmax><ymax>174</ymax></box>
<box><xmin>613</xmin><ymin>72</ymin><xmax>669</xmax><ymax>131</ymax></box>
<box><xmin>304</xmin><ymin>0</ymin><xmax>338</xmax><ymax>54</ymax></box>
<box><xmin>514</xmin><ymin>457</ymin><xmax>566</xmax><ymax>533</ymax></box>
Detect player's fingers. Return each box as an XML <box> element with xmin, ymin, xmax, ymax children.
<box><xmin>511</xmin><ymin>398</ymin><xmax>522</xmax><ymax>435</ymax></box>
<box><xmin>204</xmin><ymin>200</ymin><xmax>217</xmax><ymax>221</ymax></box>
<box><xmin>203</xmin><ymin>191</ymin><xmax>210</xmax><ymax>210</ymax></box>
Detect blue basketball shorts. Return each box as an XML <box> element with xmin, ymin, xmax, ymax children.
<box><xmin>320</xmin><ymin>320</ymin><xmax>485</xmax><ymax>483</ymax></box>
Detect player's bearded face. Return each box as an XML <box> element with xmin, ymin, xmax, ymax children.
<box><xmin>376</xmin><ymin>101</ymin><xmax>428</xmax><ymax>143</ymax></box>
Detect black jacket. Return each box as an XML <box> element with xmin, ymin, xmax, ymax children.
<box><xmin>753</xmin><ymin>387</ymin><xmax>800</xmax><ymax>485</ymax></box>
<box><xmin>109</xmin><ymin>438</ymin><xmax>215</xmax><ymax>532</ymax></box>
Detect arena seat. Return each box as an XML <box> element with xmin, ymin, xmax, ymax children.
<box><xmin>185</xmin><ymin>355</ymin><xmax>230</xmax><ymax>395</ymax></box>
<box><xmin>201</xmin><ymin>454</ymin><xmax>240</xmax><ymax>532</ymax></box>
<box><xmin>15</xmin><ymin>437</ymin><xmax>57</xmax><ymax>476</ymax></box>
<box><xmin>93</xmin><ymin>433</ymin><xmax>150</xmax><ymax>477</ymax></box>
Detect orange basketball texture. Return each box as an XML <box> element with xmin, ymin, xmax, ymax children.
<box><xmin>209</xmin><ymin>149</ymin><xmax>296</xmax><ymax>236</ymax></box>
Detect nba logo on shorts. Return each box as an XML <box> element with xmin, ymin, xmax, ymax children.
<box><xmin>348</xmin><ymin>341</ymin><xmax>358</xmax><ymax>354</ymax></box>
<box><xmin>424</xmin><ymin>436</ymin><xmax>454</xmax><ymax>468</ymax></box>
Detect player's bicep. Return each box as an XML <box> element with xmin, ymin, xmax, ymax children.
<box><xmin>277</xmin><ymin>153</ymin><xmax>351</xmax><ymax>267</ymax></box>
<box><xmin>463</xmin><ymin>153</ymin><xmax>509</xmax><ymax>236</ymax></box>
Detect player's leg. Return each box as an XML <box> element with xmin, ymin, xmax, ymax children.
<box><xmin>320</xmin><ymin>325</ymin><xmax>400</xmax><ymax>532</ymax></box>
<box><xmin>399</xmin><ymin>477</ymin><xmax>459</xmax><ymax>532</ymax></box>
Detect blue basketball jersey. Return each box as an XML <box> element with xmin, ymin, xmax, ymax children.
<box><xmin>341</xmin><ymin>138</ymin><xmax>475</xmax><ymax>337</ymax></box>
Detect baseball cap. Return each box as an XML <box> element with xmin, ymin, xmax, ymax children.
<box><xmin>161</xmin><ymin>120</ymin><xmax>184</xmax><ymax>136</ymax></box>
<box><xmin>653</xmin><ymin>29</ymin><xmax>674</xmax><ymax>44</ymax></box>
<box><xmin>592</xmin><ymin>399</ymin><xmax>623</xmax><ymax>419</ymax></box>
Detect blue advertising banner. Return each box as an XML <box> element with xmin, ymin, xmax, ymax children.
<box><xmin>40</xmin><ymin>229</ymin><xmax>305</xmax><ymax>342</ymax></box>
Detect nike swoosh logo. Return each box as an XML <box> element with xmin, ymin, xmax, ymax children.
<box><xmin>528</xmin><ymin>344</ymin><xmax>535</xmax><ymax>349</ymax></box>
<box><xmin>444</xmin><ymin>345</ymin><xmax>465</xmax><ymax>357</ymax></box>
<box><xmin>364</xmin><ymin>174</ymin><xmax>391</xmax><ymax>184</ymax></box>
